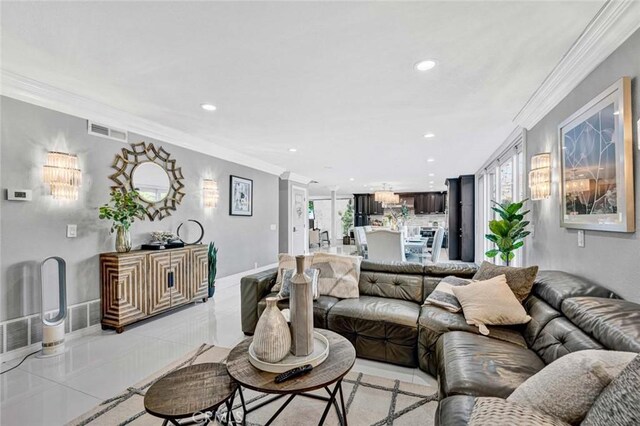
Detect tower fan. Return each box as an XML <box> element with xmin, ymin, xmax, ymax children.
<box><xmin>38</xmin><ymin>256</ymin><xmax>68</xmax><ymax>358</ymax></box>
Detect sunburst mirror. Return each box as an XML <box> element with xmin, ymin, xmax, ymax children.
<box><xmin>109</xmin><ymin>142</ymin><xmax>185</xmax><ymax>221</ymax></box>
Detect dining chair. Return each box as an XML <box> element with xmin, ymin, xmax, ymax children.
<box><xmin>365</xmin><ymin>230</ymin><xmax>406</xmax><ymax>262</ymax></box>
<box><xmin>429</xmin><ymin>226</ymin><xmax>445</xmax><ymax>263</ymax></box>
<box><xmin>353</xmin><ymin>227</ymin><xmax>368</xmax><ymax>257</ymax></box>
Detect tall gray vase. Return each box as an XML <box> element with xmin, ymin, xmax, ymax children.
<box><xmin>290</xmin><ymin>255</ymin><xmax>314</xmax><ymax>356</ymax></box>
<box><xmin>252</xmin><ymin>297</ymin><xmax>291</xmax><ymax>363</ymax></box>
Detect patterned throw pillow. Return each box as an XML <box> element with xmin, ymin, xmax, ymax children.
<box><xmin>451</xmin><ymin>274</ymin><xmax>531</xmax><ymax>335</ymax></box>
<box><xmin>273</xmin><ymin>253</ymin><xmax>313</xmax><ymax>292</ymax></box>
<box><xmin>469</xmin><ymin>397</ymin><xmax>570</xmax><ymax>426</ymax></box>
<box><xmin>580</xmin><ymin>355</ymin><xmax>640</xmax><ymax>426</ymax></box>
<box><xmin>423</xmin><ymin>276</ymin><xmax>471</xmax><ymax>312</ymax></box>
<box><xmin>278</xmin><ymin>268</ymin><xmax>320</xmax><ymax>300</ymax></box>
<box><xmin>473</xmin><ymin>261</ymin><xmax>538</xmax><ymax>303</ymax></box>
<box><xmin>310</xmin><ymin>252</ymin><xmax>362</xmax><ymax>299</ymax></box>
<box><xmin>508</xmin><ymin>350</ymin><xmax>637</xmax><ymax>424</ymax></box>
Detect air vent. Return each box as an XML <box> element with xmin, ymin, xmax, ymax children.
<box><xmin>87</xmin><ymin>121</ymin><xmax>128</xmax><ymax>143</ymax></box>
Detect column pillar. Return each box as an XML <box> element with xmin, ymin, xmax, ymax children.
<box><xmin>329</xmin><ymin>187</ymin><xmax>339</xmax><ymax>246</ymax></box>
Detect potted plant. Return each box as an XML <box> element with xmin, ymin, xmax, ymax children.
<box><xmin>99</xmin><ymin>190</ymin><xmax>146</xmax><ymax>253</ymax></box>
<box><xmin>208</xmin><ymin>241</ymin><xmax>218</xmax><ymax>298</ymax></box>
<box><xmin>339</xmin><ymin>200</ymin><xmax>354</xmax><ymax>245</ymax></box>
<box><xmin>485</xmin><ymin>199</ymin><xmax>530</xmax><ymax>266</ymax></box>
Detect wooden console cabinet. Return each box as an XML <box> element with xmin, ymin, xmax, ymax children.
<box><xmin>100</xmin><ymin>245</ymin><xmax>209</xmax><ymax>333</ymax></box>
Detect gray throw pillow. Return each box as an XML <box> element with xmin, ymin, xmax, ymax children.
<box><xmin>507</xmin><ymin>350</ymin><xmax>637</xmax><ymax>424</ymax></box>
<box><xmin>582</xmin><ymin>355</ymin><xmax>640</xmax><ymax>426</ymax></box>
<box><xmin>473</xmin><ymin>261</ymin><xmax>538</xmax><ymax>302</ymax></box>
<box><xmin>423</xmin><ymin>275</ymin><xmax>471</xmax><ymax>312</ymax></box>
<box><xmin>469</xmin><ymin>397</ymin><xmax>570</xmax><ymax>426</ymax></box>
<box><xmin>278</xmin><ymin>268</ymin><xmax>319</xmax><ymax>300</ymax></box>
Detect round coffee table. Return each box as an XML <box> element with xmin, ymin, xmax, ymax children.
<box><xmin>227</xmin><ymin>328</ymin><xmax>356</xmax><ymax>426</ymax></box>
<box><xmin>144</xmin><ymin>363</ymin><xmax>238</xmax><ymax>425</ymax></box>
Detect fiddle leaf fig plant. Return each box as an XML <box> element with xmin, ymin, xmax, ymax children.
<box><xmin>485</xmin><ymin>199</ymin><xmax>530</xmax><ymax>266</ymax></box>
<box><xmin>98</xmin><ymin>190</ymin><xmax>146</xmax><ymax>232</ymax></box>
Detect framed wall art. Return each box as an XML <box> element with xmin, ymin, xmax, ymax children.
<box><xmin>559</xmin><ymin>77</ymin><xmax>634</xmax><ymax>232</ymax></box>
<box><xmin>229</xmin><ymin>175</ymin><xmax>253</xmax><ymax>216</ymax></box>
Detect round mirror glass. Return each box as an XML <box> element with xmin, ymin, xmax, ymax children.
<box><xmin>132</xmin><ymin>162</ymin><xmax>171</xmax><ymax>203</ymax></box>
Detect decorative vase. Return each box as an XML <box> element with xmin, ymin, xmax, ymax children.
<box><xmin>253</xmin><ymin>297</ymin><xmax>291</xmax><ymax>363</ymax></box>
<box><xmin>115</xmin><ymin>226</ymin><xmax>132</xmax><ymax>253</ymax></box>
<box><xmin>290</xmin><ymin>255</ymin><xmax>314</xmax><ymax>356</ymax></box>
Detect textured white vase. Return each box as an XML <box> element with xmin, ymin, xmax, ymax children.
<box><xmin>290</xmin><ymin>255</ymin><xmax>314</xmax><ymax>356</ymax></box>
<box><xmin>253</xmin><ymin>297</ymin><xmax>291</xmax><ymax>363</ymax></box>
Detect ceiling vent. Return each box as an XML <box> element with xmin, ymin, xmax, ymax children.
<box><xmin>87</xmin><ymin>121</ymin><xmax>128</xmax><ymax>143</ymax></box>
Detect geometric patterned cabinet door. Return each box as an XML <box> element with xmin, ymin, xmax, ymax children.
<box><xmin>191</xmin><ymin>245</ymin><xmax>209</xmax><ymax>301</ymax></box>
<box><xmin>147</xmin><ymin>251</ymin><xmax>173</xmax><ymax>315</ymax></box>
<box><xmin>101</xmin><ymin>252</ymin><xmax>147</xmax><ymax>332</ymax></box>
<box><xmin>100</xmin><ymin>246</ymin><xmax>208</xmax><ymax>333</ymax></box>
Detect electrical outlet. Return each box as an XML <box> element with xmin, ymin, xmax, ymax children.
<box><xmin>254</xmin><ymin>262</ymin><xmax>258</xmax><ymax>269</ymax></box>
<box><xmin>67</xmin><ymin>224</ymin><xmax>77</xmax><ymax>238</ymax></box>
<box><xmin>578</xmin><ymin>230</ymin><xmax>585</xmax><ymax>247</ymax></box>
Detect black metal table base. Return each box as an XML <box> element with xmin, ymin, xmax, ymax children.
<box><xmin>160</xmin><ymin>394</ymin><xmax>237</xmax><ymax>426</ymax></box>
<box><xmin>235</xmin><ymin>379</ymin><xmax>347</xmax><ymax>426</ymax></box>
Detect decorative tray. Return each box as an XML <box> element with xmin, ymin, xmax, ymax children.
<box><xmin>248</xmin><ymin>331</ymin><xmax>330</xmax><ymax>373</ymax></box>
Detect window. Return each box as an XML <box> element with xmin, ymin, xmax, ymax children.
<box><xmin>477</xmin><ymin>130</ymin><xmax>526</xmax><ymax>266</ymax></box>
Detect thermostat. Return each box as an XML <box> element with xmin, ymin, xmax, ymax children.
<box><xmin>6</xmin><ymin>189</ymin><xmax>33</xmax><ymax>201</ymax></box>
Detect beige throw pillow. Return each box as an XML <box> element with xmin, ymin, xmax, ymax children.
<box><xmin>273</xmin><ymin>253</ymin><xmax>313</xmax><ymax>292</ymax></box>
<box><xmin>508</xmin><ymin>350</ymin><xmax>637</xmax><ymax>424</ymax></box>
<box><xmin>311</xmin><ymin>252</ymin><xmax>362</xmax><ymax>298</ymax></box>
<box><xmin>451</xmin><ymin>274</ymin><xmax>531</xmax><ymax>335</ymax></box>
<box><xmin>473</xmin><ymin>261</ymin><xmax>538</xmax><ymax>303</ymax></box>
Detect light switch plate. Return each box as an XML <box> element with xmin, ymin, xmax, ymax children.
<box><xmin>67</xmin><ymin>224</ymin><xmax>77</xmax><ymax>238</ymax></box>
<box><xmin>6</xmin><ymin>189</ymin><xmax>32</xmax><ymax>201</ymax></box>
<box><xmin>577</xmin><ymin>230</ymin><xmax>585</xmax><ymax>247</ymax></box>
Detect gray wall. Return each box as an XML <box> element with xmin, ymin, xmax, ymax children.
<box><xmin>525</xmin><ymin>29</ymin><xmax>640</xmax><ymax>302</ymax></box>
<box><xmin>1</xmin><ymin>96</ymin><xmax>279</xmax><ymax>321</ymax></box>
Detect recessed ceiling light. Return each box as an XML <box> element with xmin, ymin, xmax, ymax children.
<box><xmin>428</xmin><ymin>173</ymin><xmax>435</xmax><ymax>177</ymax></box>
<box><xmin>429</xmin><ymin>181</ymin><xmax>434</xmax><ymax>184</ymax></box>
<box><xmin>200</xmin><ymin>103</ymin><xmax>217</xmax><ymax>111</ymax></box>
<box><xmin>613</xmin><ymin>111</ymin><xmax>620</xmax><ymax>116</ymax></box>
<box><xmin>289</xmin><ymin>148</ymin><xmax>297</xmax><ymax>152</ymax></box>
<box><xmin>423</xmin><ymin>133</ymin><xmax>435</xmax><ymax>138</ymax></box>
<box><xmin>414</xmin><ymin>60</ymin><xmax>437</xmax><ymax>71</ymax></box>
<box><xmin>427</xmin><ymin>158</ymin><xmax>435</xmax><ymax>162</ymax></box>
<box><xmin>349</xmin><ymin>178</ymin><xmax>355</xmax><ymax>181</ymax></box>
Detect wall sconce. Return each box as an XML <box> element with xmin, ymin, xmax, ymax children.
<box><xmin>203</xmin><ymin>179</ymin><xmax>219</xmax><ymax>208</ymax></box>
<box><xmin>43</xmin><ymin>151</ymin><xmax>82</xmax><ymax>200</ymax></box>
<box><xmin>528</xmin><ymin>153</ymin><xmax>550</xmax><ymax>200</ymax></box>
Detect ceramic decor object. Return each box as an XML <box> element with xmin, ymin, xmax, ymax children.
<box><xmin>290</xmin><ymin>255</ymin><xmax>314</xmax><ymax>356</ymax></box>
<box><xmin>252</xmin><ymin>297</ymin><xmax>291</xmax><ymax>363</ymax></box>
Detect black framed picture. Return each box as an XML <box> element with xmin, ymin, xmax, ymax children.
<box><xmin>229</xmin><ymin>175</ymin><xmax>253</xmax><ymax>216</ymax></box>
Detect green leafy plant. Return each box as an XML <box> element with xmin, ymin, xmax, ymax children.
<box><xmin>98</xmin><ymin>190</ymin><xmax>146</xmax><ymax>232</ymax></box>
<box><xmin>400</xmin><ymin>202</ymin><xmax>410</xmax><ymax>221</ymax></box>
<box><xmin>339</xmin><ymin>200</ymin><xmax>354</xmax><ymax>236</ymax></box>
<box><xmin>485</xmin><ymin>199</ymin><xmax>530</xmax><ymax>266</ymax></box>
<box><xmin>208</xmin><ymin>242</ymin><xmax>218</xmax><ymax>297</ymax></box>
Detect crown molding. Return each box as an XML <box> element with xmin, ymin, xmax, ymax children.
<box><xmin>0</xmin><ymin>69</ymin><xmax>307</xmax><ymax>178</ymax></box>
<box><xmin>280</xmin><ymin>171</ymin><xmax>312</xmax><ymax>185</ymax></box>
<box><xmin>514</xmin><ymin>0</ymin><xmax>640</xmax><ymax>130</ymax></box>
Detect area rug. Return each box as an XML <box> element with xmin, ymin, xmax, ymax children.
<box><xmin>68</xmin><ymin>344</ymin><xmax>439</xmax><ymax>426</ymax></box>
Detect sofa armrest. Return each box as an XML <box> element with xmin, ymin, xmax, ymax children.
<box><xmin>241</xmin><ymin>268</ymin><xmax>278</xmax><ymax>334</ymax></box>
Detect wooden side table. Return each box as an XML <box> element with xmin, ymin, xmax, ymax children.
<box><xmin>144</xmin><ymin>363</ymin><xmax>238</xmax><ymax>425</ymax></box>
<box><xmin>226</xmin><ymin>329</ymin><xmax>356</xmax><ymax>426</ymax></box>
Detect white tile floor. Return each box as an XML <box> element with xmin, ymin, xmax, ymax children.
<box><xmin>0</xmin><ymin>265</ymin><xmax>437</xmax><ymax>426</ymax></box>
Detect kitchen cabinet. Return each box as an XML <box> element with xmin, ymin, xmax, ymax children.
<box><xmin>446</xmin><ymin>175</ymin><xmax>475</xmax><ymax>262</ymax></box>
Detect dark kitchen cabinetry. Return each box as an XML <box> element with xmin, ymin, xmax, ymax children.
<box><xmin>414</xmin><ymin>192</ymin><xmax>446</xmax><ymax>215</ymax></box>
<box><xmin>446</xmin><ymin>175</ymin><xmax>475</xmax><ymax>262</ymax></box>
<box><xmin>354</xmin><ymin>193</ymin><xmax>383</xmax><ymax>226</ymax></box>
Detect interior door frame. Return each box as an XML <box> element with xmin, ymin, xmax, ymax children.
<box><xmin>290</xmin><ymin>184</ymin><xmax>309</xmax><ymax>255</ymax></box>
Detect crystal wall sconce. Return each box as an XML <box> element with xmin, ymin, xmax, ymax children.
<box><xmin>203</xmin><ymin>179</ymin><xmax>219</xmax><ymax>208</ymax></box>
<box><xmin>529</xmin><ymin>153</ymin><xmax>551</xmax><ymax>200</ymax></box>
<box><xmin>43</xmin><ymin>151</ymin><xmax>82</xmax><ymax>200</ymax></box>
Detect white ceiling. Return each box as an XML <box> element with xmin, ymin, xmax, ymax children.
<box><xmin>1</xmin><ymin>1</ymin><xmax>605</xmax><ymax>196</ymax></box>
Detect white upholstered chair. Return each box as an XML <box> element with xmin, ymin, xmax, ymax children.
<box><xmin>428</xmin><ymin>227</ymin><xmax>445</xmax><ymax>263</ymax></box>
<box><xmin>353</xmin><ymin>227</ymin><xmax>368</xmax><ymax>257</ymax></box>
<box><xmin>365</xmin><ymin>230</ymin><xmax>406</xmax><ymax>262</ymax></box>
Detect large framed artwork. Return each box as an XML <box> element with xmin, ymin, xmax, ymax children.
<box><xmin>229</xmin><ymin>175</ymin><xmax>253</xmax><ymax>216</ymax></box>
<box><xmin>559</xmin><ymin>77</ymin><xmax>634</xmax><ymax>232</ymax></box>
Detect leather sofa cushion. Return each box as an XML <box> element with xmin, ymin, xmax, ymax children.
<box><xmin>424</xmin><ymin>262</ymin><xmax>478</xmax><ymax>278</ymax></box>
<box><xmin>360</xmin><ymin>260</ymin><xmax>424</xmax><ymax>274</ymax></box>
<box><xmin>257</xmin><ymin>293</ymin><xmax>339</xmax><ymax>329</ymax></box>
<box><xmin>523</xmin><ymin>295</ymin><xmax>562</xmax><ymax>347</ymax></box>
<box><xmin>562</xmin><ymin>297</ymin><xmax>640</xmax><ymax>352</ymax></box>
<box><xmin>436</xmin><ymin>331</ymin><xmax>545</xmax><ymax>399</ymax></box>
<box><xmin>532</xmin><ymin>271</ymin><xmax>618</xmax><ymax>310</ymax></box>
<box><xmin>359</xmin><ymin>271</ymin><xmax>424</xmax><ymax>303</ymax></box>
<box><xmin>435</xmin><ymin>395</ymin><xmax>476</xmax><ymax>426</ymax></box>
<box><xmin>530</xmin><ymin>317</ymin><xmax>602</xmax><ymax>364</ymax></box>
<box><xmin>418</xmin><ymin>306</ymin><xmax>526</xmax><ymax>376</ymax></box>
